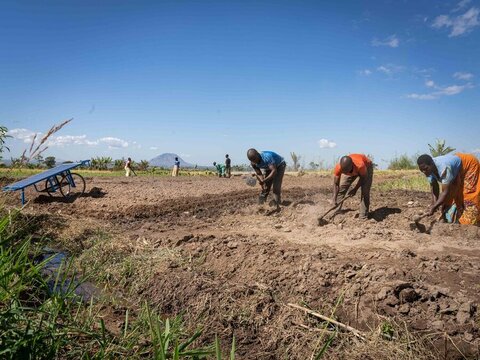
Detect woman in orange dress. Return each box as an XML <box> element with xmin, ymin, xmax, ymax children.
<box><xmin>417</xmin><ymin>153</ymin><xmax>480</xmax><ymax>225</ymax></box>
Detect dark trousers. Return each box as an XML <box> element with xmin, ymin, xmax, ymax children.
<box><xmin>262</xmin><ymin>162</ymin><xmax>286</xmax><ymax>205</ymax></box>
<box><xmin>337</xmin><ymin>163</ymin><xmax>373</xmax><ymax>218</ymax></box>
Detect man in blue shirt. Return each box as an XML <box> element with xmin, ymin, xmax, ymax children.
<box><xmin>247</xmin><ymin>148</ymin><xmax>286</xmax><ymax>210</ymax></box>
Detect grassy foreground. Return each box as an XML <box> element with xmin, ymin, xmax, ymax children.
<box><xmin>0</xmin><ymin>209</ymin><xmax>235</xmax><ymax>359</ymax></box>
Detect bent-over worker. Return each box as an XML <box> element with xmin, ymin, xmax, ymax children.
<box><xmin>332</xmin><ymin>154</ymin><xmax>373</xmax><ymax>219</ymax></box>
<box><xmin>247</xmin><ymin>148</ymin><xmax>286</xmax><ymax>210</ymax></box>
<box><xmin>417</xmin><ymin>153</ymin><xmax>480</xmax><ymax>225</ymax></box>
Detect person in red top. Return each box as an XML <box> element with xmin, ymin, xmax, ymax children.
<box><xmin>332</xmin><ymin>154</ymin><xmax>373</xmax><ymax>219</ymax></box>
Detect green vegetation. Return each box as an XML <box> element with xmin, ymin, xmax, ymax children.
<box><xmin>387</xmin><ymin>154</ymin><xmax>417</xmax><ymax>170</ymax></box>
<box><xmin>0</xmin><ymin>168</ymin><xmax>216</xmax><ymax>179</ymax></box>
<box><xmin>290</xmin><ymin>152</ymin><xmax>301</xmax><ymax>171</ymax></box>
<box><xmin>428</xmin><ymin>139</ymin><xmax>455</xmax><ymax>157</ymax></box>
<box><xmin>44</xmin><ymin>156</ymin><xmax>56</xmax><ymax>168</ymax></box>
<box><xmin>138</xmin><ymin>160</ymin><xmax>149</xmax><ymax>171</ymax></box>
<box><xmin>0</xmin><ymin>126</ymin><xmax>11</xmax><ymax>161</ymax></box>
<box><xmin>90</xmin><ymin>157</ymin><xmax>113</xmax><ymax>170</ymax></box>
<box><xmin>381</xmin><ymin>321</ymin><xmax>395</xmax><ymax>339</ymax></box>
<box><xmin>374</xmin><ymin>172</ymin><xmax>429</xmax><ymax>192</ymax></box>
<box><xmin>0</xmin><ymin>209</ymin><xmax>234</xmax><ymax>359</ymax></box>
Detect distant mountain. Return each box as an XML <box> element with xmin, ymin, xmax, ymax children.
<box><xmin>149</xmin><ymin>153</ymin><xmax>196</xmax><ymax>168</ymax></box>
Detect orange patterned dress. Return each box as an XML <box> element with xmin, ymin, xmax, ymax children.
<box><xmin>445</xmin><ymin>153</ymin><xmax>480</xmax><ymax>225</ymax></box>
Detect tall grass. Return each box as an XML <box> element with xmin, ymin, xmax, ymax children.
<box><xmin>0</xmin><ymin>209</ymin><xmax>234</xmax><ymax>359</ymax></box>
<box><xmin>374</xmin><ymin>174</ymin><xmax>429</xmax><ymax>192</ymax></box>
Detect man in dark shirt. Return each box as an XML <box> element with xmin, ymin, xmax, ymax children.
<box><xmin>225</xmin><ymin>154</ymin><xmax>232</xmax><ymax>178</ymax></box>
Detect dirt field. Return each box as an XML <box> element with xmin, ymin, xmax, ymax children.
<box><xmin>6</xmin><ymin>173</ymin><xmax>480</xmax><ymax>359</ymax></box>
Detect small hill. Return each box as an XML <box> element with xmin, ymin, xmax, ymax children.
<box><xmin>149</xmin><ymin>153</ymin><xmax>195</xmax><ymax>168</ymax></box>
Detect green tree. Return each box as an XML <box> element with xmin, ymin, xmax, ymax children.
<box><xmin>33</xmin><ymin>154</ymin><xmax>44</xmax><ymax>167</ymax></box>
<box><xmin>290</xmin><ymin>152</ymin><xmax>301</xmax><ymax>171</ymax></box>
<box><xmin>0</xmin><ymin>126</ymin><xmax>11</xmax><ymax>161</ymax></box>
<box><xmin>309</xmin><ymin>161</ymin><xmax>319</xmax><ymax>170</ymax></box>
<box><xmin>113</xmin><ymin>158</ymin><xmax>125</xmax><ymax>171</ymax></box>
<box><xmin>44</xmin><ymin>156</ymin><xmax>56</xmax><ymax>168</ymax></box>
<box><xmin>428</xmin><ymin>139</ymin><xmax>455</xmax><ymax>157</ymax></box>
<box><xmin>10</xmin><ymin>157</ymin><xmax>23</xmax><ymax>168</ymax></box>
<box><xmin>90</xmin><ymin>156</ymin><xmax>112</xmax><ymax>170</ymax></box>
<box><xmin>138</xmin><ymin>160</ymin><xmax>149</xmax><ymax>171</ymax></box>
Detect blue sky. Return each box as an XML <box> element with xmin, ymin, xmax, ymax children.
<box><xmin>1</xmin><ymin>0</ymin><xmax>479</xmax><ymax>168</ymax></box>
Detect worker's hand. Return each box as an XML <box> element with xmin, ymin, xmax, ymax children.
<box><xmin>332</xmin><ymin>197</ymin><xmax>338</xmax><ymax>206</ymax></box>
<box><xmin>347</xmin><ymin>188</ymin><xmax>358</xmax><ymax>197</ymax></box>
<box><xmin>427</xmin><ymin>205</ymin><xmax>436</xmax><ymax>216</ymax></box>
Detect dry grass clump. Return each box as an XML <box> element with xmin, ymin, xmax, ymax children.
<box><xmin>20</xmin><ymin>118</ymin><xmax>72</xmax><ymax>164</ymax></box>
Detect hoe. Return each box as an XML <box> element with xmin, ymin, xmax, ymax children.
<box><xmin>318</xmin><ymin>194</ymin><xmax>354</xmax><ymax>226</ymax></box>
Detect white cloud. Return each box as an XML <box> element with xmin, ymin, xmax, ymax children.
<box><xmin>406</xmin><ymin>93</ymin><xmax>437</xmax><ymax>100</ymax></box>
<box><xmin>371</xmin><ymin>34</ymin><xmax>400</xmax><ymax>48</ymax></box>
<box><xmin>8</xmin><ymin>128</ymin><xmax>131</xmax><ymax>149</ymax></box>
<box><xmin>98</xmin><ymin>137</ymin><xmax>128</xmax><ymax>149</ymax></box>
<box><xmin>7</xmin><ymin>128</ymin><xmax>38</xmax><ymax>143</ymax></box>
<box><xmin>440</xmin><ymin>84</ymin><xmax>467</xmax><ymax>95</ymax></box>
<box><xmin>358</xmin><ymin>69</ymin><xmax>372</xmax><ymax>76</ymax></box>
<box><xmin>425</xmin><ymin>79</ymin><xmax>436</xmax><ymax>87</ymax></box>
<box><xmin>453</xmin><ymin>0</ymin><xmax>472</xmax><ymax>12</ymax></box>
<box><xmin>49</xmin><ymin>135</ymin><xmax>129</xmax><ymax>148</ymax></box>
<box><xmin>318</xmin><ymin>139</ymin><xmax>337</xmax><ymax>149</ymax></box>
<box><xmin>377</xmin><ymin>66</ymin><xmax>391</xmax><ymax>74</ymax></box>
<box><xmin>406</xmin><ymin>82</ymin><xmax>473</xmax><ymax>100</ymax></box>
<box><xmin>453</xmin><ymin>71</ymin><xmax>474</xmax><ymax>80</ymax></box>
<box><xmin>472</xmin><ymin>148</ymin><xmax>480</xmax><ymax>153</ymax></box>
<box><xmin>432</xmin><ymin>7</ymin><xmax>479</xmax><ymax>37</ymax></box>
<box><xmin>47</xmin><ymin>135</ymin><xmax>97</xmax><ymax>147</ymax></box>
<box><xmin>150</xmin><ymin>146</ymin><xmax>159</xmax><ymax>150</ymax></box>
<box><xmin>377</xmin><ymin>64</ymin><xmax>404</xmax><ymax>75</ymax></box>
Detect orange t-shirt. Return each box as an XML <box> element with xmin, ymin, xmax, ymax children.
<box><xmin>333</xmin><ymin>154</ymin><xmax>371</xmax><ymax>177</ymax></box>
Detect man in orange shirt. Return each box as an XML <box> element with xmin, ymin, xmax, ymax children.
<box><xmin>332</xmin><ymin>154</ymin><xmax>373</xmax><ymax>219</ymax></box>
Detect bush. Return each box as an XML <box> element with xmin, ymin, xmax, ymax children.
<box><xmin>388</xmin><ymin>154</ymin><xmax>416</xmax><ymax>170</ymax></box>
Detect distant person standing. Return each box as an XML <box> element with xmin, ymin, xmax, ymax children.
<box><xmin>247</xmin><ymin>148</ymin><xmax>286</xmax><ymax>210</ymax></box>
<box><xmin>125</xmin><ymin>157</ymin><xmax>132</xmax><ymax>177</ymax></box>
<box><xmin>225</xmin><ymin>154</ymin><xmax>232</xmax><ymax>178</ymax></box>
<box><xmin>172</xmin><ymin>157</ymin><xmax>180</xmax><ymax>177</ymax></box>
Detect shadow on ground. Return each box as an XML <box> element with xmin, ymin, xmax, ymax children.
<box><xmin>34</xmin><ymin>187</ymin><xmax>107</xmax><ymax>204</ymax></box>
<box><xmin>371</xmin><ymin>206</ymin><xmax>401</xmax><ymax>222</ymax></box>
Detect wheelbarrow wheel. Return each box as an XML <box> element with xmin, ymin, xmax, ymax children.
<box><xmin>59</xmin><ymin>172</ymin><xmax>86</xmax><ymax>198</ymax></box>
<box><xmin>44</xmin><ymin>176</ymin><xmax>63</xmax><ymax>197</ymax></box>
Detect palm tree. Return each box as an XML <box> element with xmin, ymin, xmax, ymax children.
<box><xmin>428</xmin><ymin>139</ymin><xmax>455</xmax><ymax>157</ymax></box>
<box><xmin>114</xmin><ymin>159</ymin><xmax>125</xmax><ymax>171</ymax></box>
<box><xmin>290</xmin><ymin>152</ymin><xmax>301</xmax><ymax>171</ymax></box>
<box><xmin>138</xmin><ymin>160</ymin><xmax>149</xmax><ymax>171</ymax></box>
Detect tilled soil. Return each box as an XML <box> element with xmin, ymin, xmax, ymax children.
<box><xmin>6</xmin><ymin>174</ymin><xmax>480</xmax><ymax>359</ymax></box>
